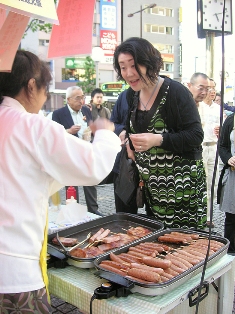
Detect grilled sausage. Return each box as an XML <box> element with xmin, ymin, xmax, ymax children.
<box><xmin>129</xmin><ymin>246</ymin><xmax>156</xmax><ymax>257</ymax></box>
<box><xmin>164</xmin><ymin>267</ymin><xmax>179</xmax><ymax>276</ymax></box>
<box><xmin>100</xmin><ymin>260</ymin><xmax>130</xmax><ymax>271</ymax></box>
<box><xmin>130</xmin><ymin>262</ymin><xmax>164</xmax><ymax>275</ymax></box>
<box><xmin>182</xmin><ymin>248</ymin><xmax>206</xmax><ymax>258</ymax></box>
<box><xmin>140</xmin><ymin>242</ymin><xmax>169</xmax><ymax>251</ymax></box>
<box><xmin>125</xmin><ymin>275</ymin><xmax>155</xmax><ymax>284</ymax></box>
<box><xmin>127</xmin><ymin>268</ymin><xmax>161</xmax><ymax>283</ymax></box>
<box><xmin>170</xmin><ymin>232</ymin><xmax>199</xmax><ymax>240</ymax></box>
<box><xmin>161</xmin><ymin>272</ymin><xmax>174</xmax><ymax>280</ymax></box>
<box><xmin>138</xmin><ymin>243</ymin><xmax>165</xmax><ymax>253</ymax></box>
<box><xmin>99</xmin><ymin>264</ymin><xmax>126</xmax><ymax>276</ymax></box>
<box><xmin>165</xmin><ymin>254</ymin><xmax>193</xmax><ymax>269</ymax></box>
<box><xmin>158</xmin><ymin>235</ymin><xmax>188</xmax><ymax>244</ymax></box>
<box><xmin>172</xmin><ymin>251</ymin><xmax>201</xmax><ymax>265</ymax></box>
<box><xmin>118</xmin><ymin>253</ymin><xmax>141</xmax><ymax>263</ymax></box>
<box><xmin>161</xmin><ymin>275</ymin><xmax>172</xmax><ymax>282</ymax></box>
<box><xmin>142</xmin><ymin>256</ymin><xmax>172</xmax><ymax>269</ymax></box>
<box><xmin>168</xmin><ymin>264</ymin><xmax>185</xmax><ymax>274</ymax></box>
<box><xmin>110</xmin><ymin>252</ymin><xmax>127</xmax><ymax>264</ymax></box>
<box><xmin>127</xmin><ymin>250</ymin><xmax>147</xmax><ymax>258</ymax></box>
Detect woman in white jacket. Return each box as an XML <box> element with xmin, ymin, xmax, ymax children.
<box><xmin>0</xmin><ymin>50</ymin><xmax>120</xmax><ymax>313</ymax></box>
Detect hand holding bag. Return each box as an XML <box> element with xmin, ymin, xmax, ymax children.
<box><xmin>115</xmin><ymin>145</ymin><xmax>139</xmax><ymax>206</ymax></box>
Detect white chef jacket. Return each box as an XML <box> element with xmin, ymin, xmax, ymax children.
<box><xmin>0</xmin><ymin>97</ymin><xmax>121</xmax><ymax>293</ymax></box>
<box><xmin>198</xmin><ymin>101</ymin><xmax>221</xmax><ymax>143</ymax></box>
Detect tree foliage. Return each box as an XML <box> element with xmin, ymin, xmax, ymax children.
<box><xmin>76</xmin><ymin>56</ymin><xmax>96</xmax><ymax>94</ymax></box>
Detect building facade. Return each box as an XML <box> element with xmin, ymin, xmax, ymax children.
<box><xmin>21</xmin><ymin>0</ymin><xmax>182</xmax><ymax>111</ymax></box>
<box><xmin>122</xmin><ymin>0</ymin><xmax>181</xmax><ymax>80</ymax></box>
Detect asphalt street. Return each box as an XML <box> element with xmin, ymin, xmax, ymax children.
<box><xmin>50</xmin><ymin>184</ymin><xmax>235</xmax><ymax>314</ymax></box>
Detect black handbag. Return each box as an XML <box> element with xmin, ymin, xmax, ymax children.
<box><xmin>115</xmin><ymin>145</ymin><xmax>139</xmax><ymax>206</ymax></box>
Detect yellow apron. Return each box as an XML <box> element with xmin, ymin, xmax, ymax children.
<box><xmin>39</xmin><ymin>208</ymin><xmax>50</xmax><ymax>301</ymax></box>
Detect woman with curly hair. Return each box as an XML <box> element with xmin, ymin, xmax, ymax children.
<box><xmin>114</xmin><ymin>37</ymin><xmax>207</xmax><ymax>229</ymax></box>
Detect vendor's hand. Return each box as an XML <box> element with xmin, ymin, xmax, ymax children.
<box><xmin>89</xmin><ymin>118</ymin><xmax>114</xmax><ymax>134</ymax></box>
<box><xmin>68</xmin><ymin>124</ymin><xmax>81</xmax><ymax>134</ymax></box>
<box><xmin>119</xmin><ymin>130</ymin><xmax>126</xmax><ymax>145</ymax></box>
<box><xmin>130</xmin><ymin>133</ymin><xmax>162</xmax><ymax>152</ymax></box>
<box><xmin>228</xmin><ymin>156</ymin><xmax>235</xmax><ymax>167</ymax></box>
<box><xmin>126</xmin><ymin>143</ymin><xmax>135</xmax><ymax>161</ymax></box>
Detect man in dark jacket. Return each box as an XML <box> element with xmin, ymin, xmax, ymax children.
<box><xmin>52</xmin><ymin>86</ymin><xmax>103</xmax><ymax>216</ymax></box>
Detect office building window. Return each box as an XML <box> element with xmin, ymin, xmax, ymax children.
<box><xmin>153</xmin><ymin>43</ymin><xmax>173</xmax><ymax>53</ymax></box>
<box><xmin>145</xmin><ymin>24</ymin><xmax>173</xmax><ymax>35</ymax></box>
<box><xmin>39</xmin><ymin>39</ymin><xmax>50</xmax><ymax>46</ymax></box>
<box><xmin>162</xmin><ymin>63</ymin><xmax>174</xmax><ymax>72</ymax></box>
<box><xmin>144</xmin><ymin>6</ymin><xmax>173</xmax><ymax>17</ymax></box>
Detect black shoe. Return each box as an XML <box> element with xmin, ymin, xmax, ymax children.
<box><xmin>206</xmin><ymin>221</ymin><xmax>215</xmax><ymax>228</ymax></box>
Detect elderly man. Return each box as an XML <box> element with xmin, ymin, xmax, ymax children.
<box><xmin>187</xmin><ymin>72</ymin><xmax>210</xmax><ymax>107</ymax></box>
<box><xmin>188</xmin><ymin>74</ymin><xmax>221</xmax><ymax>228</ymax></box>
<box><xmin>52</xmin><ymin>86</ymin><xmax>103</xmax><ymax>216</ymax></box>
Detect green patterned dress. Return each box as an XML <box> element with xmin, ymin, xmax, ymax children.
<box><xmin>130</xmin><ymin>82</ymin><xmax>207</xmax><ymax>229</ymax></box>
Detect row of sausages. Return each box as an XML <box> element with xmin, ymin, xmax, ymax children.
<box><xmin>98</xmin><ymin>234</ymin><xmax>224</xmax><ymax>284</ymax></box>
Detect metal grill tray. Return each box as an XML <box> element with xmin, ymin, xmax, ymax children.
<box><xmin>47</xmin><ymin>213</ymin><xmax>164</xmax><ymax>268</ymax></box>
<box><xmin>94</xmin><ymin>228</ymin><xmax>229</xmax><ymax>295</ymax></box>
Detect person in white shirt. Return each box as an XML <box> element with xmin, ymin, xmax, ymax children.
<box><xmin>199</xmin><ymin>78</ymin><xmax>222</xmax><ymax>227</ymax></box>
<box><xmin>0</xmin><ymin>50</ymin><xmax>120</xmax><ymax>312</ymax></box>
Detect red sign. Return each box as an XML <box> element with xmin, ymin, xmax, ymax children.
<box><xmin>48</xmin><ymin>0</ymin><xmax>95</xmax><ymax>59</ymax></box>
<box><xmin>100</xmin><ymin>30</ymin><xmax>117</xmax><ymax>56</ymax></box>
<box><xmin>0</xmin><ymin>11</ymin><xmax>30</xmax><ymax>72</ymax></box>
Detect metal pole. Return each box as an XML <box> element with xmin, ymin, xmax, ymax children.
<box><xmin>121</xmin><ymin>0</ymin><xmax>123</xmax><ymax>42</ymax></box>
<box><xmin>206</xmin><ymin>32</ymin><xmax>215</xmax><ymax>79</ymax></box>
<box><xmin>95</xmin><ymin>61</ymin><xmax>99</xmax><ymax>88</ymax></box>
<box><xmin>195</xmin><ymin>57</ymin><xmax>198</xmax><ymax>72</ymax></box>
<box><xmin>140</xmin><ymin>5</ymin><xmax>142</xmax><ymax>38</ymax></box>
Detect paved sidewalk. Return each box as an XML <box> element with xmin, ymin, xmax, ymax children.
<box><xmin>50</xmin><ymin>184</ymin><xmax>235</xmax><ymax>314</ymax></box>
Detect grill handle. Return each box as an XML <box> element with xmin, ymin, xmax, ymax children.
<box><xmin>188</xmin><ymin>281</ymin><xmax>209</xmax><ymax>307</ymax></box>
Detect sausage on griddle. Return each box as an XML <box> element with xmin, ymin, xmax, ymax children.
<box><xmin>142</xmin><ymin>256</ymin><xmax>172</xmax><ymax>269</ymax></box>
<box><xmin>127</xmin><ymin>268</ymin><xmax>161</xmax><ymax>283</ymax></box>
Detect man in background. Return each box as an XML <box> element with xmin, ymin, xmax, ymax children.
<box><xmin>189</xmin><ymin>74</ymin><xmax>221</xmax><ymax>227</ymax></box>
<box><xmin>52</xmin><ymin>86</ymin><xmax>103</xmax><ymax>216</ymax></box>
<box><xmin>90</xmin><ymin>88</ymin><xmax>111</xmax><ymax>120</ymax></box>
<box><xmin>187</xmin><ymin>72</ymin><xmax>210</xmax><ymax>107</ymax></box>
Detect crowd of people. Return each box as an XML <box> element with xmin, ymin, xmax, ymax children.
<box><xmin>49</xmin><ymin>37</ymin><xmax>234</xmax><ymax>250</ymax></box>
<box><xmin>1</xmin><ymin>37</ymin><xmax>235</xmax><ymax>312</ymax></box>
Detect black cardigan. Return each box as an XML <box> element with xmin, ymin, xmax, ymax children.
<box><xmin>219</xmin><ymin>113</ymin><xmax>235</xmax><ymax>164</ymax></box>
<box><xmin>126</xmin><ymin>77</ymin><xmax>204</xmax><ymax>160</ymax></box>
<box><xmin>217</xmin><ymin>113</ymin><xmax>235</xmax><ymax>203</ymax></box>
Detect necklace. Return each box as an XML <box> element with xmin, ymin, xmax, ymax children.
<box><xmin>139</xmin><ymin>76</ymin><xmax>159</xmax><ymax>111</ymax></box>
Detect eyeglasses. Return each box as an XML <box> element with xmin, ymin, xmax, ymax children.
<box><xmin>193</xmin><ymin>85</ymin><xmax>210</xmax><ymax>92</ymax></box>
<box><xmin>70</xmin><ymin>96</ymin><xmax>86</xmax><ymax>101</ymax></box>
<box><xmin>208</xmin><ymin>87</ymin><xmax>216</xmax><ymax>92</ymax></box>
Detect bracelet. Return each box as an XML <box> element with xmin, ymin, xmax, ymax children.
<box><xmin>159</xmin><ymin>135</ymin><xmax>163</xmax><ymax>146</ymax></box>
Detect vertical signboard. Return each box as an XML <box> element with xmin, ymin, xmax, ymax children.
<box><xmin>100</xmin><ymin>0</ymin><xmax>117</xmax><ymax>63</ymax></box>
<box><xmin>0</xmin><ymin>11</ymin><xmax>30</xmax><ymax>72</ymax></box>
<box><xmin>48</xmin><ymin>0</ymin><xmax>95</xmax><ymax>58</ymax></box>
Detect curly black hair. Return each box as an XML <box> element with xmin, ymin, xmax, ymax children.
<box><xmin>113</xmin><ymin>37</ymin><xmax>163</xmax><ymax>85</ymax></box>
